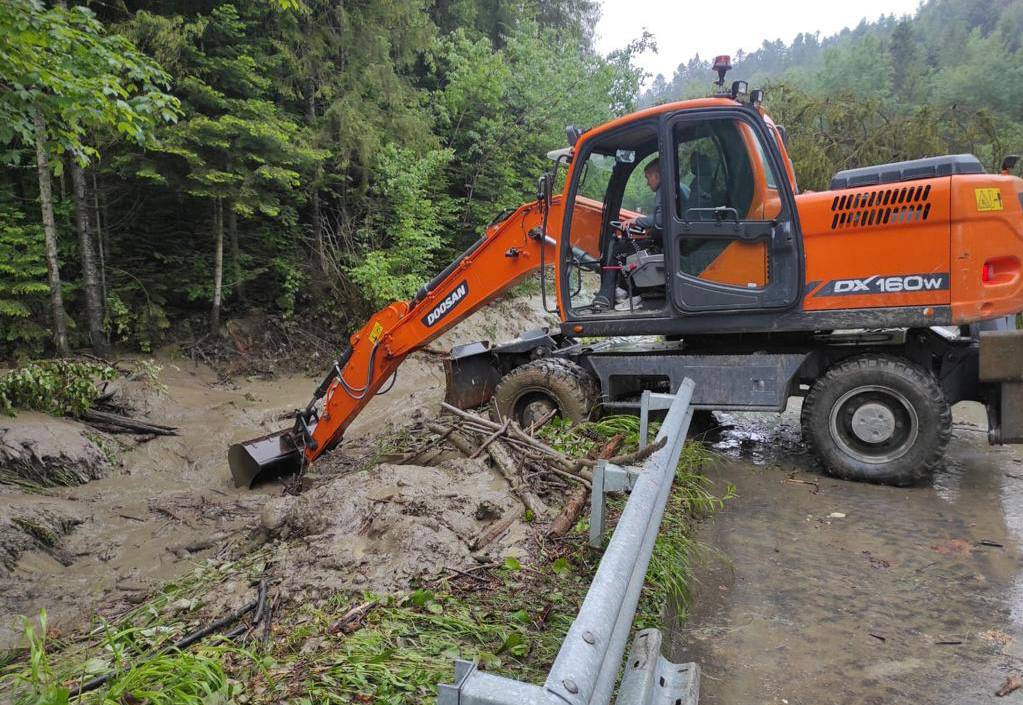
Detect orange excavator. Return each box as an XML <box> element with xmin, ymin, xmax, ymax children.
<box><xmin>230</xmin><ymin>57</ymin><xmax>1023</xmax><ymax>487</ymax></box>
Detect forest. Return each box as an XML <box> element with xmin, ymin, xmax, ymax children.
<box><xmin>2</xmin><ymin>0</ymin><xmax>1022</xmax><ymax>360</ymax></box>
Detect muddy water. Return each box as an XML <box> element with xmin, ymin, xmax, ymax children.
<box><xmin>673</xmin><ymin>401</ymin><xmax>1023</xmax><ymax>704</ymax></box>
<box><xmin>0</xmin><ymin>296</ymin><xmax>550</xmax><ymax>650</ymax></box>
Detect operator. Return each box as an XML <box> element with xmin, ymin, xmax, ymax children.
<box><xmin>621</xmin><ymin>158</ymin><xmax>663</xmax><ymax>232</ymax></box>
<box><xmin>591</xmin><ymin>158</ymin><xmax>665</xmax><ymax>311</ymax></box>
<box><xmin>593</xmin><ymin>158</ymin><xmax>662</xmax><ymax>313</ymax></box>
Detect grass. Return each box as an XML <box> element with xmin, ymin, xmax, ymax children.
<box><xmin>1</xmin><ymin>416</ymin><xmax>733</xmax><ymax>704</ymax></box>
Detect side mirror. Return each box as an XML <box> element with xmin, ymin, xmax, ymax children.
<box><xmin>536</xmin><ymin>173</ymin><xmax>553</xmax><ymax>205</ymax></box>
<box><xmin>1001</xmin><ymin>154</ymin><xmax>1020</xmax><ymax>175</ymax></box>
<box><xmin>615</xmin><ymin>149</ymin><xmax>636</xmax><ymax>164</ymax></box>
<box><xmin>566</xmin><ymin>125</ymin><xmax>582</xmax><ymax>147</ymax></box>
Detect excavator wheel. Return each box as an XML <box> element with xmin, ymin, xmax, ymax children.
<box><xmin>800</xmin><ymin>354</ymin><xmax>951</xmax><ymax>486</ymax></box>
<box><xmin>490</xmin><ymin>358</ymin><xmax>599</xmax><ymax>427</ymax></box>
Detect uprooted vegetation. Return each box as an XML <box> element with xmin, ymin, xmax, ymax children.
<box><xmin>0</xmin><ymin>411</ymin><xmax>730</xmax><ymax>704</ymax></box>
<box><xmin>0</xmin><ymin>498</ymin><xmax>83</xmax><ymax>573</ymax></box>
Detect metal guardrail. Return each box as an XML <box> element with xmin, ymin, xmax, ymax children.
<box><xmin>438</xmin><ymin>380</ymin><xmax>700</xmax><ymax>705</ymax></box>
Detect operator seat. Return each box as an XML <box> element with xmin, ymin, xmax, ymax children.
<box><xmin>681</xmin><ymin>151</ymin><xmax>728</xmax><ymax>275</ymax></box>
<box><xmin>687</xmin><ymin>151</ymin><xmax>717</xmax><ymax>214</ymax></box>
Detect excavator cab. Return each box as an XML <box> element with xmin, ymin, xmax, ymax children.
<box><xmin>558</xmin><ymin>102</ymin><xmax>804</xmax><ymax>334</ymax></box>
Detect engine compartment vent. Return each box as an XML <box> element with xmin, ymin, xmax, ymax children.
<box><xmin>830</xmin><ymin>184</ymin><xmax>932</xmax><ymax>230</ymax></box>
<box><xmin>830</xmin><ymin>153</ymin><xmax>984</xmax><ymax>190</ymax></box>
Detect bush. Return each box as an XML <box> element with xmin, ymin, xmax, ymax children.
<box><xmin>0</xmin><ymin>360</ymin><xmax>115</xmax><ymax>417</ymax></box>
<box><xmin>105</xmin><ymin>291</ymin><xmax>171</xmax><ymax>353</ymax></box>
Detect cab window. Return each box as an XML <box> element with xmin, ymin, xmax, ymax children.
<box><xmin>673</xmin><ymin>118</ymin><xmax>780</xmax><ymax>288</ymax></box>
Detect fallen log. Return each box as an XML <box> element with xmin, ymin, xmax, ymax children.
<box><xmin>548</xmin><ymin>434</ymin><xmax>623</xmax><ymax>538</ymax></box>
<box><xmin>488</xmin><ymin>439</ymin><xmax>548</xmax><ymax>518</ymax></box>
<box><xmin>470</xmin><ymin>419</ymin><xmax>510</xmax><ymax>459</ymax></box>
<box><xmin>439</xmin><ymin>403</ymin><xmax>595</xmax><ymax>481</ymax></box>
<box><xmin>548</xmin><ymin>485</ymin><xmax>589</xmax><ymax>538</ymax></box>
<box><xmin>471</xmin><ymin>514</ymin><xmax>517</xmax><ymax>551</ymax></box>
<box><xmin>425</xmin><ymin>422</ymin><xmax>475</xmax><ymax>457</ymax></box>
<box><xmin>83</xmin><ymin>409</ymin><xmax>178</xmax><ymax>436</ymax></box>
<box><xmin>578</xmin><ymin>436</ymin><xmax>666</xmax><ymax>468</ymax></box>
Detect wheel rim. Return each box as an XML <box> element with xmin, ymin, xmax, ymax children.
<box><xmin>828</xmin><ymin>385</ymin><xmax>919</xmax><ymax>464</ymax></box>
<box><xmin>510</xmin><ymin>387</ymin><xmax>560</xmax><ymax>427</ymax></box>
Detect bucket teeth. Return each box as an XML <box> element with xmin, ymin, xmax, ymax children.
<box><xmin>228</xmin><ymin>430</ymin><xmax>303</xmax><ymax>488</ymax></box>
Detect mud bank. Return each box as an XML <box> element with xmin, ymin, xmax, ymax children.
<box><xmin>0</xmin><ymin>412</ymin><xmax>111</xmax><ymax>487</ymax></box>
<box><xmin>0</xmin><ymin>294</ymin><xmax>551</xmax><ymax>651</ymax></box>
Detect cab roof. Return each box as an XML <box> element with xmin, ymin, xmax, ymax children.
<box><xmin>577</xmin><ymin>96</ymin><xmax>776</xmax><ymax>151</ymax></box>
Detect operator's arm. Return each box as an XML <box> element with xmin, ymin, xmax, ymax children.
<box><xmin>301</xmin><ymin>199</ymin><xmax>557</xmax><ymax>464</ymax></box>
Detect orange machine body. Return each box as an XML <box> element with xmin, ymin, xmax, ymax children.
<box><xmin>552</xmin><ymin>97</ymin><xmax>1023</xmax><ymax>326</ymax></box>
<box><xmin>229</xmin><ymin>95</ymin><xmax>1023</xmax><ymax>484</ymax></box>
<box><xmin>313</xmin><ymin>97</ymin><xmax>1023</xmax><ymax>462</ymax></box>
<box><xmin>796</xmin><ymin>174</ymin><xmax>1023</xmax><ymax>323</ymax></box>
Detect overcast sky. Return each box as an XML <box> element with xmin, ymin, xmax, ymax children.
<box><xmin>595</xmin><ymin>0</ymin><xmax>924</xmax><ymax>84</ymax></box>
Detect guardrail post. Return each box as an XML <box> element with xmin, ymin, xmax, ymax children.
<box><xmin>614</xmin><ymin>629</ymin><xmax>700</xmax><ymax>705</ymax></box>
<box><xmin>590</xmin><ymin>462</ymin><xmax>641</xmax><ymax>548</ymax></box>
<box><xmin>590</xmin><ymin>457</ymin><xmax>607</xmax><ymax>548</ymax></box>
<box><xmin>639</xmin><ymin>390</ymin><xmax>677</xmax><ymax>451</ymax></box>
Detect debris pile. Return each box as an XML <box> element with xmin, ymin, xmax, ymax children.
<box><xmin>260</xmin><ymin>404</ymin><xmax>664</xmax><ymax>602</ymax></box>
<box><xmin>263</xmin><ymin>458</ymin><xmax>526</xmax><ymax>598</ymax></box>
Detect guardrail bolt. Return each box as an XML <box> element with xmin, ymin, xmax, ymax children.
<box><xmin>582</xmin><ymin>630</ymin><xmax>596</xmax><ymax>644</ymax></box>
<box><xmin>563</xmin><ymin>679</ymin><xmax>579</xmax><ymax>694</ymax></box>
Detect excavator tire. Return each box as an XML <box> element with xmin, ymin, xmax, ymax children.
<box><xmin>490</xmin><ymin>358</ymin><xmax>599</xmax><ymax>427</ymax></box>
<box><xmin>800</xmin><ymin>354</ymin><xmax>951</xmax><ymax>486</ymax></box>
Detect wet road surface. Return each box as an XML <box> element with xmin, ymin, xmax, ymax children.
<box><xmin>672</xmin><ymin>402</ymin><xmax>1023</xmax><ymax>705</ymax></box>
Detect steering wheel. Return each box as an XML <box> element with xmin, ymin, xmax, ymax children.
<box><xmin>608</xmin><ymin>220</ymin><xmax>647</xmax><ymax>238</ymax></box>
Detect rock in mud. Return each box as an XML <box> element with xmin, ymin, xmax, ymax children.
<box><xmin>0</xmin><ymin>412</ymin><xmax>111</xmax><ymax>488</ymax></box>
<box><xmin>267</xmin><ymin>458</ymin><xmax>526</xmax><ymax>596</ymax></box>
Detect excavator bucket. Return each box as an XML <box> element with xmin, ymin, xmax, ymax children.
<box><xmin>228</xmin><ymin>430</ymin><xmax>303</xmax><ymax>488</ymax></box>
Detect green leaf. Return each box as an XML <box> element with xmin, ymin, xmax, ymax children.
<box><xmin>551</xmin><ymin>557</ymin><xmax>571</xmax><ymax>578</ymax></box>
<box><xmin>502</xmin><ymin>556</ymin><xmax>522</xmax><ymax>572</ymax></box>
<box><xmin>508</xmin><ymin>609</ymin><xmax>530</xmax><ymax>625</ymax></box>
<box><xmin>495</xmin><ymin>630</ymin><xmax>528</xmax><ymax>656</ymax></box>
<box><xmin>406</xmin><ymin>589</ymin><xmax>433</xmax><ymax>608</ymax></box>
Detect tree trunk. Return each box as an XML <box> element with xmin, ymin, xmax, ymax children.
<box><xmin>306</xmin><ymin>78</ymin><xmax>326</xmax><ymax>274</ymax></box>
<box><xmin>91</xmin><ymin>172</ymin><xmax>107</xmax><ymax>316</ymax></box>
<box><xmin>211</xmin><ymin>198</ymin><xmax>224</xmax><ymax>336</ymax></box>
<box><xmin>228</xmin><ymin>203</ymin><xmax>243</xmax><ymax>302</ymax></box>
<box><xmin>70</xmin><ymin>163</ymin><xmax>109</xmax><ymax>356</ymax></box>
<box><xmin>311</xmin><ymin>187</ymin><xmax>324</xmax><ymax>273</ymax></box>
<box><xmin>33</xmin><ymin>110</ymin><xmax>69</xmax><ymax>355</ymax></box>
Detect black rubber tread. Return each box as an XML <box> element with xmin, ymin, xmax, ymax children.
<box><xmin>800</xmin><ymin>354</ymin><xmax>951</xmax><ymax>486</ymax></box>
<box><xmin>490</xmin><ymin>357</ymin><xmax>599</xmax><ymax>425</ymax></box>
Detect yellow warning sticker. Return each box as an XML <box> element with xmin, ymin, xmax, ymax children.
<box><xmin>368</xmin><ymin>321</ymin><xmax>384</xmax><ymax>344</ymax></box>
<box><xmin>975</xmin><ymin>188</ymin><xmax>1004</xmax><ymax>212</ymax></box>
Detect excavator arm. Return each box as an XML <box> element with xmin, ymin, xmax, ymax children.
<box><xmin>228</xmin><ymin>197</ymin><xmax>559</xmax><ymax>487</ymax></box>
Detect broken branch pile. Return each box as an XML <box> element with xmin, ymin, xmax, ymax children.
<box><xmin>396</xmin><ymin>403</ymin><xmax>665</xmax><ymax>521</ymax></box>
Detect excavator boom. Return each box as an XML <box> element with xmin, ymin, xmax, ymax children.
<box><xmin>229</xmin><ymin>198</ymin><xmax>557</xmax><ymax>487</ymax></box>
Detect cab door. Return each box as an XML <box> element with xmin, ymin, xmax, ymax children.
<box><xmin>663</xmin><ymin>109</ymin><xmax>803</xmax><ymax>313</ymax></box>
